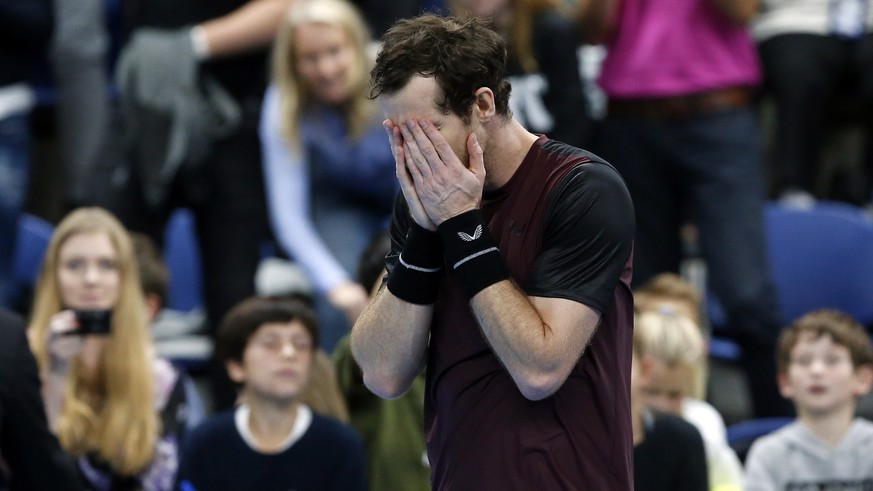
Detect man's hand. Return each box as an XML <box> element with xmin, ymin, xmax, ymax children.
<box><xmin>385</xmin><ymin>119</ymin><xmax>437</xmax><ymax>230</ymax></box>
<box><xmin>399</xmin><ymin>118</ymin><xmax>485</xmax><ymax>226</ymax></box>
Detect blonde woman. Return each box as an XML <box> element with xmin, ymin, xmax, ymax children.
<box><xmin>260</xmin><ymin>0</ymin><xmax>397</xmax><ymax>352</ymax></box>
<box><xmin>28</xmin><ymin>207</ymin><xmax>191</xmax><ymax>490</ymax></box>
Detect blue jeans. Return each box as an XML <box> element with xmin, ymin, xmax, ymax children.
<box><xmin>0</xmin><ymin>113</ymin><xmax>30</xmax><ymax>308</ymax></box>
<box><xmin>596</xmin><ymin>106</ymin><xmax>789</xmax><ymax>416</ymax></box>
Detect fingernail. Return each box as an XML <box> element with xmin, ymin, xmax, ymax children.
<box><xmin>419</xmin><ymin>120</ymin><xmax>428</xmax><ymax>129</ymax></box>
<box><xmin>407</xmin><ymin>119</ymin><xmax>416</xmax><ymax>129</ymax></box>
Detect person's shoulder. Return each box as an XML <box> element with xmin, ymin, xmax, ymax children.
<box><xmin>850</xmin><ymin>418</ymin><xmax>873</xmax><ymax>440</ymax></box>
<box><xmin>186</xmin><ymin>409</ymin><xmax>237</xmax><ymax>444</ymax></box>
<box><xmin>682</xmin><ymin>397</ymin><xmax>728</xmax><ymax>442</ymax></box>
<box><xmin>0</xmin><ymin>307</ymin><xmax>24</xmax><ymax>332</ymax></box>
<box><xmin>541</xmin><ymin>141</ymin><xmax>632</xmax><ymax>214</ymax></box>
<box><xmin>651</xmin><ymin>410</ymin><xmax>703</xmax><ymax>440</ymax></box>
<box><xmin>310</xmin><ymin>412</ymin><xmax>362</xmax><ymax>445</ymax></box>
<box><xmin>746</xmin><ymin>420</ymin><xmax>799</xmax><ymax>457</ymax></box>
<box><xmin>0</xmin><ymin>308</ymin><xmax>27</xmax><ymax>358</ymax></box>
<box><xmin>683</xmin><ymin>397</ymin><xmax>725</xmax><ymax>422</ymax></box>
<box><xmin>854</xmin><ymin>417</ymin><xmax>873</xmax><ymax>431</ymax></box>
<box><xmin>332</xmin><ymin>334</ymin><xmax>353</xmax><ymax>359</ymax></box>
<box><xmin>541</xmin><ymin>140</ymin><xmax>624</xmax><ymax>180</ymax></box>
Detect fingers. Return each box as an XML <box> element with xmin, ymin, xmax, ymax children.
<box><xmin>417</xmin><ymin>119</ymin><xmax>458</xmax><ymax>166</ymax></box>
<box><xmin>399</xmin><ymin>122</ymin><xmax>437</xmax><ymax>180</ymax></box>
<box><xmin>467</xmin><ymin>132</ymin><xmax>485</xmax><ymax>179</ymax></box>
<box><xmin>383</xmin><ymin>119</ymin><xmax>403</xmax><ymax>163</ymax></box>
<box><xmin>47</xmin><ymin>311</ymin><xmax>84</xmax><ymax>367</ymax></box>
<box><xmin>387</xmin><ymin>120</ymin><xmax>417</xmax><ymax>189</ymax></box>
<box><xmin>402</xmin><ymin>138</ymin><xmax>432</xmax><ymax>183</ymax></box>
<box><xmin>49</xmin><ymin>310</ymin><xmax>78</xmax><ymax>336</ymax></box>
<box><xmin>385</xmin><ymin>119</ymin><xmax>437</xmax><ymax>230</ymax></box>
<box><xmin>401</xmin><ymin>119</ymin><xmax>452</xmax><ymax>172</ymax></box>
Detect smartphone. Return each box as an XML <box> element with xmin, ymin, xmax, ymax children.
<box><xmin>73</xmin><ymin>309</ymin><xmax>113</xmax><ymax>335</ymax></box>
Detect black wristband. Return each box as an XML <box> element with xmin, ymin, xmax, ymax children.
<box><xmin>437</xmin><ymin>209</ymin><xmax>510</xmax><ymax>299</ymax></box>
<box><xmin>387</xmin><ymin>223</ymin><xmax>444</xmax><ymax>305</ymax></box>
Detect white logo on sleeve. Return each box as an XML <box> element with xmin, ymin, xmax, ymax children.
<box><xmin>458</xmin><ymin>225</ymin><xmax>483</xmax><ymax>242</ymax></box>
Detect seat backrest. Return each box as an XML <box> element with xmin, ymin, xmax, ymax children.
<box><xmin>727</xmin><ymin>417</ymin><xmax>794</xmax><ymax>463</ymax></box>
<box><xmin>706</xmin><ymin>201</ymin><xmax>873</xmax><ymax>360</ymax></box>
<box><xmin>13</xmin><ymin>213</ymin><xmax>54</xmax><ymax>288</ymax></box>
<box><xmin>766</xmin><ymin>201</ymin><xmax>873</xmax><ymax>326</ymax></box>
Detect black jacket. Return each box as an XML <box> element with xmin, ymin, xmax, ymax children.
<box><xmin>0</xmin><ymin>308</ymin><xmax>82</xmax><ymax>491</ymax></box>
<box><xmin>0</xmin><ymin>0</ymin><xmax>53</xmax><ymax>87</ymax></box>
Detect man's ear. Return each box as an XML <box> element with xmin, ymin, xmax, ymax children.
<box><xmin>473</xmin><ymin>87</ymin><xmax>496</xmax><ymax>122</ymax></box>
<box><xmin>226</xmin><ymin>360</ymin><xmax>246</xmax><ymax>384</ymax></box>
<box><xmin>853</xmin><ymin>363</ymin><xmax>873</xmax><ymax>397</ymax></box>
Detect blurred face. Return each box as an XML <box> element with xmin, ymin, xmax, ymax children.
<box><xmin>294</xmin><ymin>22</ymin><xmax>357</xmax><ymax>106</ymax></box>
<box><xmin>779</xmin><ymin>333</ymin><xmax>872</xmax><ymax>417</ymax></box>
<box><xmin>56</xmin><ymin>231</ymin><xmax>121</xmax><ymax>311</ymax></box>
<box><xmin>229</xmin><ymin>321</ymin><xmax>314</xmax><ymax>403</ymax></box>
<box><xmin>639</xmin><ymin>356</ymin><xmax>694</xmax><ymax>415</ymax></box>
<box><xmin>380</xmin><ymin>75</ymin><xmax>475</xmax><ymax>169</ymax></box>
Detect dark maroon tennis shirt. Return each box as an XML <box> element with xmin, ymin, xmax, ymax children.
<box><xmin>388</xmin><ymin>137</ymin><xmax>635</xmax><ymax>490</ymax></box>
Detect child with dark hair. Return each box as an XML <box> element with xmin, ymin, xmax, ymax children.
<box><xmin>175</xmin><ymin>297</ymin><xmax>366</xmax><ymax>491</ymax></box>
<box><xmin>744</xmin><ymin>309</ymin><xmax>873</xmax><ymax>490</ymax></box>
<box><xmin>130</xmin><ymin>232</ymin><xmax>207</xmax><ymax>434</ymax></box>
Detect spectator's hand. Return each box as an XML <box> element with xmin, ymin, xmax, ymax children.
<box><xmin>115</xmin><ymin>27</ymin><xmax>199</xmax><ymax>111</ymax></box>
<box><xmin>328</xmin><ymin>281</ymin><xmax>370</xmax><ymax>325</ymax></box>
<box><xmin>399</xmin><ymin>118</ymin><xmax>485</xmax><ymax>226</ymax></box>
<box><xmin>46</xmin><ymin>311</ymin><xmax>84</xmax><ymax>374</ymax></box>
<box><xmin>385</xmin><ymin>119</ymin><xmax>437</xmax><ymax>231</ymax></box>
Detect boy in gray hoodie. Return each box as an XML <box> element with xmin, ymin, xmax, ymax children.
<box><xmin>744</xmin><ymin>309</ymin><xmax>873</xmax><ymax>490</ymax></box>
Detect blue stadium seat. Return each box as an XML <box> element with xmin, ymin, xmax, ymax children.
<box><xmin>708</xmin><ymin>201</ymin><xmax>873</xmax><ymax>360</ymax></box>
<box><xmin>13</xmin><ymin>213</ymin><xmax>54</xmax><ymax>289</ymax></box>
<box><xmin>163</xmin><ymin>208</ymin><xmax>204</xmax><ymax>312</ymax></box>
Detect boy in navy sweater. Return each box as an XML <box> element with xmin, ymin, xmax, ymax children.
<box><xmin>175</xmin><ymin>296</ymin><xmax>366</xmax><ymax>491</ymax></box>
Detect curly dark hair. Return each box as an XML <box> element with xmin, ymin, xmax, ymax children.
<box><xmin>369</xmin><ymin>14</ymin><xmax>512</xmax><ymax>123</ymax></box>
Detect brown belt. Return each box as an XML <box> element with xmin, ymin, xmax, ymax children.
<box><xmin>607</xmin><ymin>86</ymin><xmax>752</xmax><ymax>119</ymax></box>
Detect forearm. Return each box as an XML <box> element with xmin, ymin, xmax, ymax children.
<box><xmin>199</xmin><ymin>0</ymin><xmax>294</xmax><ymax>59</ymax></box>
<box><xmin>350</xmin><ymin>288</ymin><xmax>431</xmax><ymax>399</ymax></box>
<box><xmin>40</xmin><ymin>371</ymin><xmax>67</xmax><ymax>431</ymax></box>
<box><xmin>470</xmin><ymin>283</ymin><xmax>578</xmax><ymax>400</ymax></box>
<box><xmin>707</xmin><ymin>0</ymin><xmax>759</xmax><ymax>25</ymax></box>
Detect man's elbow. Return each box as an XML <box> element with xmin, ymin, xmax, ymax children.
<box><xmin>515</xmin><ymin>371</ymin><xmax>568</xmax><ymax>401</ymax></box>
<box><xmin>361</xmin><ymin>371</ymin><xmax>410</xmax><ymax>400</ymax></box>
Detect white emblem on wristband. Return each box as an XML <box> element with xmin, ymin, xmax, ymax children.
<box><xmin>457</xmin><ymin>225</ymin><xmax>483</xmax><ymax>242</ymax></box>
